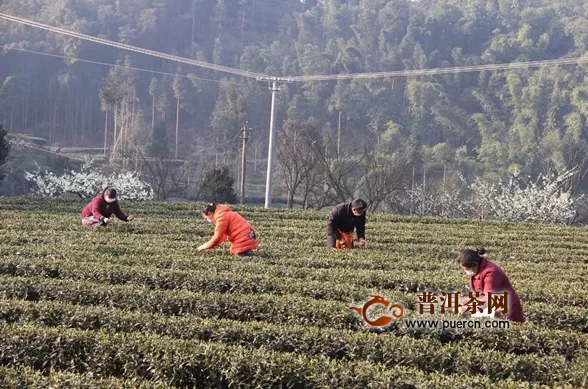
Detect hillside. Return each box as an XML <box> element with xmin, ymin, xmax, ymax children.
<box><xmin>3</xmin><ymin>0</ymin><xmax>588</xmax><ymax>200</ymax></box>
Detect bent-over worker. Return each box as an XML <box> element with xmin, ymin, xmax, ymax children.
<box><xmin>326</xmin><ymin>199</ymin><xmax>367</xmax><ymax>249</ymax></box>
<box><xmin>197</xmin><ymin>203</ymin><xmax>259</xmax><ymax>256</ymax></box>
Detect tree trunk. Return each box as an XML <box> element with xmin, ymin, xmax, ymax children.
<box><xmin>113</xmin><ymin>105</ymin><xmax>118</xmax><ymax>156</ymax></box>
<box><xmin>410</xmin><ymin>165</ymin><xmax>415</xmax><ymax>215</ymax></box>
<box><xmin>23</xmin><ymin>101</ymin><xmax>29</xmax><ymax>132</ymax></box>
<box><xmin>254</xmin><ymin>144</ymin><xmax>258</xmax><ymax>175</ymax></box>
<box><xmin>68</xmin><ymin>89</ymin><xmax>73</xmax><ymax>143</ymax></box>
<box><xmin>88</xmin><ymin>94</ymin><xmax>93</xmax><ymax>143</ymax></box>
<box><xmin>152</xmin><ymin>94</ymin><xmax>155</xmax><ymax>129</ymax></box>
<box><xmin>131</xmin><ymin>89</ymin><xmax>136</xmax><ymax>133</ymax></box>
<box><xmin>34</xmin><ymin>76</ymin><xmax>39</xmax><ymax>131</ymax></box>
<box><xmin>422</xmin><ymin>169</ymin><xmax>426</xmax><ymax>216</ymax></box>
<box><xmin>81</xmin><ymin>97</ymin><xmax>87</xmax><ymax>145</ymax></box>
<box><xmin>74</xmin><ymin>95</ymin><xmax>79</xmax><ymax>146</ymax></box>
<box><xmin>47</xmin><ymin>82</ymin><xmax>52</xmax><ymax>140</ymax></box>
<box><xmin>130</xmin><ymin>97</ymin><xmax>136</xmax><ymax>168</ymax></box>
<box><xmin>20</xmin><ymin>102</ymin><xmax>25</xmax><ymax>132</ymax></box>
<box><xmin>104</xmin><ymin>110</ymin><xmax>108</xmax><ymax>155</ymax></box>
<box><xmin>192</xmin><ymin>0</ymin><xmax>196</xmax><ymax>44</ymax></box>
<box><xmin>122</xmin><ymin>103</ymin><xmax>126</xmax><ymax>160</ymax></box>
<box><xmin>10</xmin><ymin>107</ymin><xmax>14</xmax><ymax>132</ymax></box>
<box><xmin>175</xmin><ymin>95</ymin><xmax>180</xmax><ymax>159</ymax></box>
<box><xmin>51</xmin><ymin>103</ymin><xmax>58</xmax><ymax>143</ymax></box>
<box><xmin>240</xmin><ymin>7</ymin><xmax>246</xmax><ymax>41</ymax></box>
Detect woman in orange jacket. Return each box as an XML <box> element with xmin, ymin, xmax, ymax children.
<box><xmin>197</xmin><ymin>203</ymin><xmax>259</xmax><ymax>256</ymax></box>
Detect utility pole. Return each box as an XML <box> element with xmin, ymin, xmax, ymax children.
<box><xmin>256</xmin><ymin>76</ymin><xmax>293</xmax><ymax>208</ymax></box>
<box><xmin>264</xmin><ymin>80</ymin><xmax>278</xmax><ymax>208</ymax></box>
<box><xmin>240</xmin><ymin>122</ymin><xmax>251</xmax><ymax>205</ymax></box>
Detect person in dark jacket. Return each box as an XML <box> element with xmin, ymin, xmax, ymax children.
<box><xmin>326</xmin><ymin>199</ymin><xmax>367</xmax><ymax>249</ymax></box>
<box><xmin>81</xmin><ymin>187</ymin><xmax>134</xmax><ymax>227</ymax></box>
<box><xmin>457</xmin><ymin>247</ymin><xmax>524</xmax><ymax>323</ymax></box>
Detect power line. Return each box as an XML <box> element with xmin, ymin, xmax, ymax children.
<box><xmin>288</xmin><ymin>56</ymin><xmax>588</xmax><ymax>82</ymax></box>
<box><xmin>0</xmin><ymin>12</ymin><xmax>267</xmax><ymax>79</ymax></box>
<box><xmin>6</xmin><ymin>47</ymin><xmax>264</xmax><ymax>89</ymax></box>
<box><xmin>3</xmin><ymin>11</ymin><xmax>588</xmax><ymax>83</ymax></box>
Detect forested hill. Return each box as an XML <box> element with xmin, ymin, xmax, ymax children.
<box><xmin>2</xmin><ymin>0</ymin><xmax>588</xmax><ymax>187</ymax></box>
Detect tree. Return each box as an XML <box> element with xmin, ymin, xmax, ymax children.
<box><xmin>148</xmin><ymin>78</ymin><xmax>159</xmax><ymax>130</ymax></box>
<box><xmin>0</xmin><ymin>123</ymin><xmax>11</xmax><ymax>182</ymax></box>
<box><xmin>25</xmin><ymin>159</ymin><xmax>154</xmax><ymax>200</ymax></box>
<box><xmin>359</xmin><ymin>151</ymin><xmax>411</xmax><ymax>212</ymax></box>
<box><xmin>148</xmin><ymin>120</ymin><xmax>170</xmax><ymax>158</ymax></box>
<box><xmin>99</xmin><ymin>70</ymin><xmax>123</xmax><ymax>156</ymax></box>
<box><xmin>277</xmin><ymin>117</ymin><xmax>321</xmax><ymax>208</ymax></box>
<box><xmin>137</xmin><ymin>151</ymin><xmax>187</xmax><ymax>201</ymax></box>
<box><xmin>311</xmin><ymin>135</ymin><xmax>367</xmax><ymax>205</ymax></box>
<box><xmin>135</xmin><ymin>120</ymin><xmax>187</xmax><ymax>201</ymax></box>
<box><xmin>199</xmin><ymin>166</ymin><xmax>237</xmax><ymax>203</ymax></box>
<box><xmin>172</xmin><ymin>73</ymin><xmax>185</xmax><ymax>159</ymax></box>
<box><xmin>211</xmin><ymin>82</ymin><xmax>247</xmax><ymax>167</ymax></box>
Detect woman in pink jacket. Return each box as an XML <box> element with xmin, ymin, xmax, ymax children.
<box><xmin>81</xmin><ymin>187</ymin><xmax>134</xmax><ymax>227</ymax></box>
<box><xmin>457</xmin><ymin>247</ymin><xmax>525</xmax><ymax>323</ymax></box>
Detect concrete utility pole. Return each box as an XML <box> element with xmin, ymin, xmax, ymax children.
<box><xmin>256</xmin><ymin>76</ymin><xmax>293</xmax><ymax>209</ymax></box>
<box><xmin>240</xmin><ymin>122</ymin><xmax>251</xmax><ymax>205</ymax></box>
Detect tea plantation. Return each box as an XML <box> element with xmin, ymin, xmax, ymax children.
<box><xmin>1</xmin><ymin>197</ymin><xmax>587</xmax><ymax>388</ymax></box>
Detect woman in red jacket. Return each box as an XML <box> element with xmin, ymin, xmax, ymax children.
<box><xmin>197</xmin><ymin>203</ymin><xmax>259</xmax><ymax>256</ymax></box>
<box><xmin>457</xmin><ymin>247</ymin><xmax>525</xmax><ymax>323</ymax></box>
<box><xmin>81</xmin><ymin>187</ymin><xmax>134</xmax><ymax>227</ymax></box>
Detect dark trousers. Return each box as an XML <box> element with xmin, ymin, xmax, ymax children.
<box><xmin>327</xmin><ymin>234</ymin><xmax>337</xmax><ymax>248</ymax></box>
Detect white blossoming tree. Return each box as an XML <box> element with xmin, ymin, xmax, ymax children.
<box><xmin>475</xmin><ymin>168</ymin><xmax>578</xmax><ymax>225</ymax></box>
<box><xmin>392</xmin><ymin>167</ymin><xmax>579</xmax><ymax>225</ymax></box>
<box><xmin>25</xmin><ymin>159</ymin><xmax>154</xmax><ymax>201</ymax></box>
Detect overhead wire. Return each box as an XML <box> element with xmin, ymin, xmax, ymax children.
<box><xmin>287</xmin><ymin>56</ymin><xmax>588</xmax><ymax>81</ymax></box>
<box><xmin>2</xmin><ymin>11</ymin><xmax>588</xmax><ymax>83</ymax></box>
<box><xmin>0</xmin><ymin>12</ymin><xmax>268</xmax><ymax>79</ymax></box>
<box><xmin>6</xmin><ymin>47</ymin><xmax>265</xmax><ymax>89</ymax></box>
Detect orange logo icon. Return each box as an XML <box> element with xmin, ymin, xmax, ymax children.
<box><xmin>350</xmin><ymin>295</ymin><xmax>404</xmax><ymax>327</ymax></box>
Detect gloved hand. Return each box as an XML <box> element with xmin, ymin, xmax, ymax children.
<box><xmin>197</xmin><ymin>244</ymin><xmax>208</xmax><ymax>252</ymax></box>
<box><xmin>102</xmin><ymin>217</ymin><xmax>110</xmax><ymax>224</ymax></box>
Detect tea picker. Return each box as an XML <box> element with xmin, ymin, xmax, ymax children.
<box><xmin>326</xmin><ymin>199</ymin><xmax>368</xmax><ymax>250</ymax></box>
<box><xmin>81</xmin><ymin>187</ymin><xmax>134</xmax><ymax>227</ymax></box>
